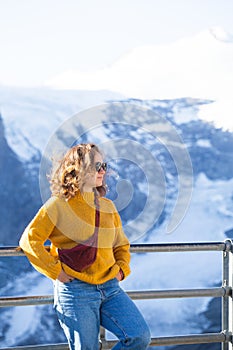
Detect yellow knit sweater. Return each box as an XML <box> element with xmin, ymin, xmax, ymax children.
<box><xmin>19</xmin><ymin>191</ymin><xmax>131</xmax><ymax>284</ymax></box>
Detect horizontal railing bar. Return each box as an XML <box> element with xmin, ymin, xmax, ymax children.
<box><xmin>0</xmin><ymin>287</ymin><xmax>231</xmax><ymax>307</ymax></box>
<box><xmin>0</xmin><ymin>295</ymin><xmax>54</xmax><ymax>307</ymax></box>
<box><xmin>0</xmin><ymin>332</ymin><xmax>228</xmax><ymax>350</ymax></box>
<box><xmin>0</xmin><ymin>344</ymin><xmax>69</xmax><ymax>350</ymax></box>
<box><xmin>130</xmin><ymin>242</ymin><xmax>228</xmax><ymax>253</ymax></box>
<box><xmin>0</xmin><ymin>241</ymin><xmax>230</xmax><ymax>257</ymax></box>
<box><xmin>102</xmin><ymin>332</ymin><xmax>227</xmax><ymax>347</ymax></box>
<box><xmin>150</xmin><ymin>331</ymin><xmax>228</xmax><ymax>346</ymax></box>
<box><xmin>128</xmin><ymin>287</ymin><xmax>231</xmax><ymax>299</ymax></box>
<box><xmin>0</xmin><ymin>246</ymin><xmax>25</xmax><ymax>257</ymax></box>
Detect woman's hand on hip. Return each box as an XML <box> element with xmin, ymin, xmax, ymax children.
<box><xmin>116</xmin><ymin>269</ymin><xmax>124</xmax><ymax>281</ymax></box>
<box><xmin>57</xmin><ymin>269</ymin><xmax>74</xmax><ymax>283</ymax></box>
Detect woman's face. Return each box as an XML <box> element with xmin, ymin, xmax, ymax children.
<box><xmin>82</xmin><ymin>152</ymin><xmax>106</xmax><ymax>192</ymax></box>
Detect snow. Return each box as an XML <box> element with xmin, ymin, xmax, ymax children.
<box><xmin>0</xmin><ymin>87</ymin><xmax>124</xmax><ymax>161</ymax></box>
<box><xmin>172</xmin><ymin>103</ymin><xmax>201</xmax><ymax>125</ymax></box>
<box><xmin>1</xmin><ymin>94</ymin><xmax>67</xmax><ymax>161</ymax></box>
<box><xmin>196</xmin><ymin>139</ymin><xmax>212</xmax><ymax>148</ymax></box>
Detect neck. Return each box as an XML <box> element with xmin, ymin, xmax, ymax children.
<box><xmin>82</xmin><ymin>186</ymin><xmax>94</xmax><ymax>193</ymax></box>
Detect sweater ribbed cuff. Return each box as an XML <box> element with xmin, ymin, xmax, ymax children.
<box><xmin>117</xmin><ymin>261</ymin><xmax>131</xmax><ymax>279</ymax></box>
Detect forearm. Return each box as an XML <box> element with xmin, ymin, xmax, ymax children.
<box><xmin>19</xmin><ymin>203</ymin><xmax>61</xmax><ymax>280</ymax></box>
<box><xmin>20</xmin><ymin>229</ymin><xmax>62</xmax><ymax>280</ymax></box>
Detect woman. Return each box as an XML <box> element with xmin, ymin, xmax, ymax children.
<box><xmin>19</xmin><ymin>143</ymin><xmax>151</xmax><ymax>350</ymax></box>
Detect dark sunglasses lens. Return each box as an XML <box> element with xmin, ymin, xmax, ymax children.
<box><xmin>95</xmin><ymin>162</ymin><xmax>101</xmax><ymax>172</ymax></box>
<box><xmin>95</xmin><ymin>162</ymin><xmax>107</xmax><ymax>172</ymax></box>
<box><xmin>102</xmin><ymin>163</ymin><xmax>107</xmax><ymax>171</ymax></box>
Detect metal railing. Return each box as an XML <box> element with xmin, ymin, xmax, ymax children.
<box><xmin>0</xmin><ymin>240</ymin><xmax>233</xmax><ymax>349</ymax></box>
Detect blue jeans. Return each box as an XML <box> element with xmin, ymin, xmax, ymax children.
<box><xmin>54</xmin><ymin>278</ymin><xmax>151</xmax><ymax>350</ymax></box>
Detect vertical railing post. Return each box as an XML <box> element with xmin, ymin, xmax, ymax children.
<box><xmin>222</xmin><ymin>239</ymin><xmax>233</xmax><ymax>350</ymax></box>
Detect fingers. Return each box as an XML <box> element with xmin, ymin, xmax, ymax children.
<box><xmin>57</xmin><ymin>269</ymin><xmax>74</xmax><ymax>283</ymax></box>
<box><xmin>58</xmin><ymin>276</ymin><xmax>74</xmax><ymax>283</ymax></box>
<box><xmin>116</xmin><ymin>271</ymin><xmax>122</xmax><ymax>281</ymax></box>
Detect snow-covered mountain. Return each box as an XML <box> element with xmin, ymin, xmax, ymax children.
<box><xmin>0</xmin><ymin>87</ymin><xmax>233</xmax><ymax>349</ymax></box>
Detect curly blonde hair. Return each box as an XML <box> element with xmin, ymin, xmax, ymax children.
<box><xmin>49</xmin><ymin>143</ymin><xmax>106</xmax><ymax>200</ymax></box>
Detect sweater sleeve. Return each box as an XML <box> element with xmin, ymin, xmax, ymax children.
<box><xmin>19</xmin><ymin>198</ymin><xmax>62</xmax><ymax>280</ymax></box>
<box><xmin>112</xmin><ymin>210</ymin><xmax>131</xmax><ymax>279</ymax></box>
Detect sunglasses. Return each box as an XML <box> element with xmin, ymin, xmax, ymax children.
<box><xmin>95</xmin><ymin>162</ymin><xmax>107</xmax><ymax>172</ymax></box>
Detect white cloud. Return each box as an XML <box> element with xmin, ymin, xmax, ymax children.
<box><xmin>210</xmin><ymin>25</ymin><xmax>233</xmax><ymax>42</ymax></box>
<box><xmin>45</xmin><ymin>28</ymin><xmax>233</xmax><ymax>130</ymax></box>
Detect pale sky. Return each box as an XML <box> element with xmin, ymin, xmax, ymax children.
<box><xmin>1</xmin><ymin>0</ymin><xmax>233</xmax><ymax>87</ymax></box>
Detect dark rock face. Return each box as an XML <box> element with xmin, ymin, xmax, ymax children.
<box><xmin>0</xmin><ymin>114</ymin><xmax>41</xmax><ymax>245</ymax></box>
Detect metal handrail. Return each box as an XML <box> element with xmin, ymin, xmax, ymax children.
<box><xmin>0</xmin><ymin>287</ymin><xmax>231</xmax><ymax>307</ymax></box>
<box><xmin>0</xmin><ymin>332</ymin><xmax>229</xmax><ymax>350</ymax></box>
<box><xmin>0</xmin><ymin>241</ymin><xmax>232</xmax><ymax>349</ymax></box>
<box><xmin>0</xmin><ymin>241</ymin><xmax>231</xmax><ymax>256</ymax></box>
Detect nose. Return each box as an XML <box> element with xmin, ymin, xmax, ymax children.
<box><xmin>98</xmin><ymin>168</ymin><xmax>105</xmax><ymax>174</ymax></box>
